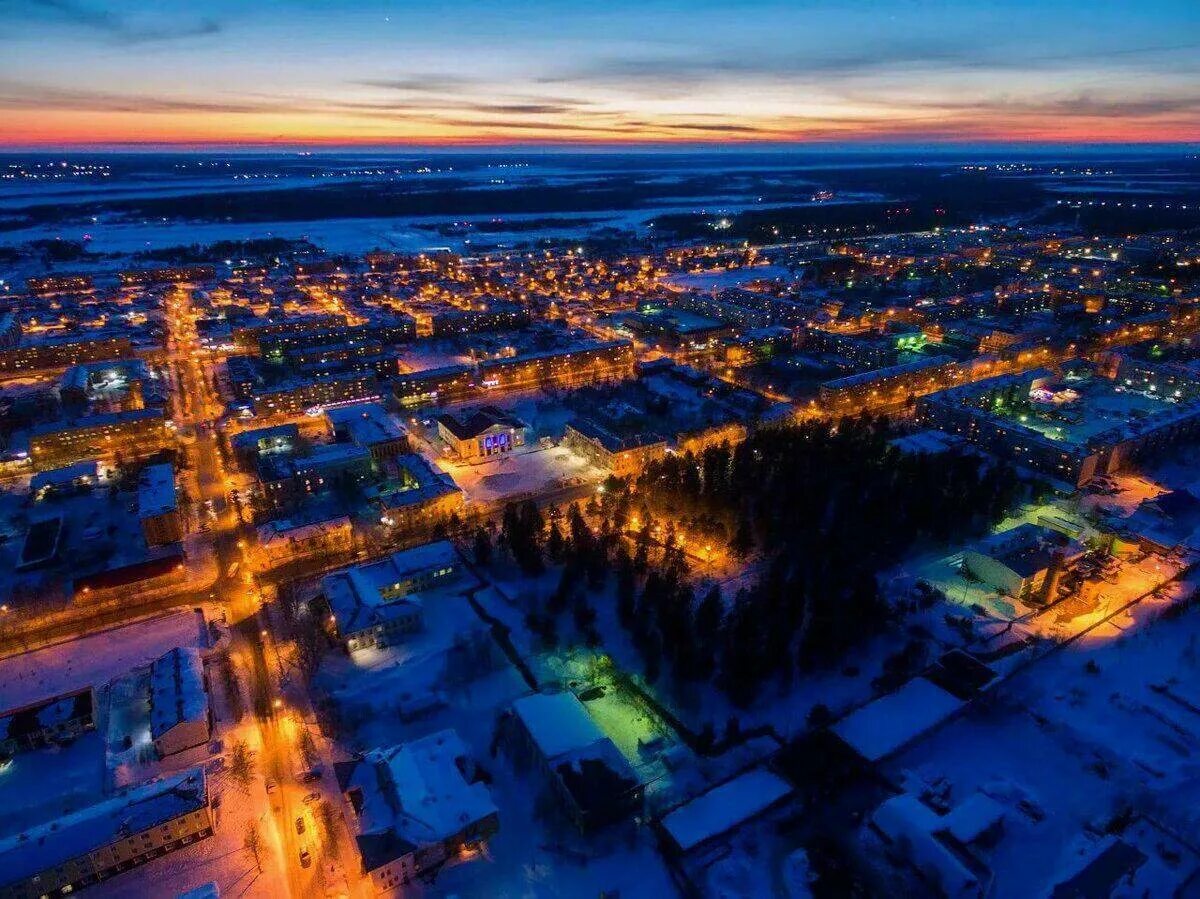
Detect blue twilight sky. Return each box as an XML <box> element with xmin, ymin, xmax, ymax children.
<box><xmin>1</xmin><ymin>0</ymin><xmax>1198</xmax><ymax>145</ymax></box>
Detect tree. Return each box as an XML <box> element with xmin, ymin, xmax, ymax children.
<box><xmin>730</xmin><ymin>516</ymin><xmax>755</xmax><ymax>558</ymax></box>
<box><xmin>806</xmin><ymin>703</ymin><xmax>834</xmax><ymax>729</ymax></box>
<box><xmin>229</xmin><ymin>738</ymin><xmax>254</xmax><ymax>786</ymax></box>
<box><xmin>615</xmin><ymin>550</ymin><xmax>637</xmax><ymax>628</ymax></box>
<box><xmin>642</xmin><ymin>630</ymin><xmax>662</xmax><ymax>684</ymax></box>
<box><xmin>244</xmin><ymin>822</ymin><xmax>262</xmax><ymax>872</ymax></box>
<box><xmin>547</xmin><ymin>518</ymin><xmax>566</xmax><ymax>562</ymax></box>
<box><xmin>472</xmin><ymin>526</ymin><xmax>493</xmax><ymax>567</ymax></box>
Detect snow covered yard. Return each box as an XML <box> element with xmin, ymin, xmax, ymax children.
<box><xmin>437</xmin><ymin>445</ymin><xmax>606</xmax><ymax>507</ymax></box>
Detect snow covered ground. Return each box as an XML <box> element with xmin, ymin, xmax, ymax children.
<box><xmin>0</xmin><ymin>609</ymin><xmax>206</xmax><ymax>711</ymax></box>
<box><xmin>436</xmin><ymin>445</ymin><xmax>606</xmax><ymax>508</ymax></box>
<box><xmin>871</xmin><ymin>581</ymin><xmax>1200</xmax><ymax>898</ymax></box>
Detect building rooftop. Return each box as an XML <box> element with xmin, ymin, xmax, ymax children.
<box><xmin>513</xmin><ymin>690</ymin><xmax>609</xmax><ymax>761</ymax></box>
<box><xmin>137</xmin><ymin>462</ymin><xmax>177</xmax><ymax>520</ymax></box>
<box><xmin>323</xmin><ymin>540</ymin><xmax>463</xmax><ymax>636</ymax></box>
<box><xmin>660</xmin><ymin>768</ymin><xmax>792</xmax><ymax>853</ymax></box>
<box><xmin>338</xmin><ymin>729</ymin><xmax>496</xmax><ymax>872</ymax></box>
<box><xmin>0</xmin><ymin>767</ymin><xmax>207</xmax><ymax>888</ymax></box>
<box><xmin>833</xmin><ymin>678</ymin><xmax>965</xmax><ymax>762</ymax></box>
<box><xmin>149</xmin><ymin>646</ymin><xmax>207</xmax><ymax>741</ymax></box>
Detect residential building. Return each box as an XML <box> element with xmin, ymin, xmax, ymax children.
<box><xmin>0</xmin><ymin>768</ymin><xmax>212</xmax><ymax>899</ymax></box>
<box><xmin>337</xmin><ymin>730</ymin><xmax>499</xmax><ymax>893</ymax></box>
<box><xmin>149</xmin><ymin>647</ymin><xmax>210</xmax><ymax>757</ymax></box>
<box><xmin>323</xmin><ymin>540</ymin><xmax>462</xmax><ymax>652</ymax></box>
<box><xmin>138</xmin><ymin>462</ymin><xmax>182</xmax><ymax>546</ymax></box>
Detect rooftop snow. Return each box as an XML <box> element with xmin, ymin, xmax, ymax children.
<box><xmin>660</xmin><ymin>768</ymin><xmax>792</xmax><ymax>853</ymax></box>
<box><xmin>0</xmin><ymin>768</ymin><xmax>207</xmax><ymax>888</ymax></box>
<box><xmin>149</xmin><ymin>646</ymin><xmax>208</xmax><ymax>740</ymax></box>
<box><xmin>342</xmin><ymin>729</ymin><xmax>496</xmax><ymax>871</ymax></box>
<box><xmin>833</xmin><ymin>678</ymin><xmax>965</xmax><ymax>762</ymax></box>
<box><xmin>512</xmin><ymin>690</ymin><xmax>607</xmax><ymax>761</ymax></box>
<box><xmin>137</xmin><ymin>462</ymin><xmax>177</xmax><ymax>519</ymax></box>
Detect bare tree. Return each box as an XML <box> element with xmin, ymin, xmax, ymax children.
<box><xmin>244</xmin><ymin>822</ymin><xmax>262</xmax><ymax>872</ymax></box>
<box><xmin>229</xmin><ymin>738</ymin><xmax>255</xmax><ymax>786</ymax></box>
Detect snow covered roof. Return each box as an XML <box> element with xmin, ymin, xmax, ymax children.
<box><xmin>322</xmin><ymin>540</ymin><xmax>461</xmax><ymax>637</ymax></box>
<box><xmin>325</xmin><ymin>401</ymin><xmax>406</xmax><ymax>448</ymax></box>
<box><xmin>31</xmin><ymin>460</ymin><xmax>99</xmax><ymax>492</ymax></box>
<box><xmin>341</xmin><ymin>730</ymin><xmax>496</xmax><ymax>872</ymax></box>
<box><xmin>149</xmin><ymin>646</ymin><xmax>207</xmax><ymax>740</ymax></box>
<box><xmin>512</xmin><ymin>691</ymin><xmax>608</xmax><ymax>761</ymax></box>
<box><xmin>872</xmin><ymin>793</ymin><xmax>981</xmax><ymax>898</ymax></box>
<box><xmin>137</xmin><ymin>462</ymin><xmax>177</xmax><ymax>519</ymax></box>
<box><xmin>0</xmin><ymin>767</ymin><xmax>207</xmax><ymax>888</ymax></box>
<box><xmin>943</xmin><ymin>793</ymin><xmax>1006</xmax><ymax>845</ymax></box>
<box><xmin>833</xmin><ymin>678</ymin><xmax>965</xmax><ymax>762</ymax></box>
<box><xmin>660</xmin><ymin>768</ymin><xmax>793</xmax><ymax>853</ymax></box>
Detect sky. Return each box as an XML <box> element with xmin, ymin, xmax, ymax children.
<box><xmin>1</xmin><ymin>0</ymin><xmax>1198</xmax><ymax>147</ymax></box>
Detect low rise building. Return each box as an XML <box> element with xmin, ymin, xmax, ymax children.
<box><xmin>324</xmin><ymin>402</ymin><xmax>409</xmax><ymax>462</ymax></box>
<box><xmin>27</xmin><ymin>408</ymin><xmax>170</xmax><ymax>471</ymax></box>
<box><xmin>0</xmin><ymin>688</ymin><xmax>95</xmax><ymax>757</ymax></box>
<box><xmin>436</xmin><ymin>406</ymin><xmax>529</xmax><ymax>461</ymax></box>
<box><xmin>963</xmin><ymin>523</ymin><xmax>1083</xmax><ymax>603</ymax></box>
<box><xmin>337</xmin><ymin>729</ymin><xmax>499</xmax><ymax>893</ymax></box>
<box><xmin>0</xmin><ymin>768</ymin><xmax>212</xmax><ymax>899</ymax></box>
<box><xmin>0</xmin><ymin>334</ymin><xmax>133</xmax><ymax>377</ymax></box>
<box><xmin>149</xmin><ymin>647</ymin><xmax>210</xmax><ymax>757</ymax></box>
<box><xmin>323</xmin><ymin>540</ymin><xmax>463</xmax><ymax>652</ymax></box>
<box><xmin>250</xmin><ymin>372</ymin><xmax>379</xmax><ymax>417</ymax></box>
<box><xmin>138</xmin><ymin>462</ymin><xmax>182</xmax><ymax>546</ymax></box>
<box><xmin>510</xmin><ymin>691</ymin><xmax>644</xmax><ymax>832</ymax></box>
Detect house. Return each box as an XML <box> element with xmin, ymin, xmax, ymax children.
<box><xmin>436</xmin><ymin>406</ymin><xmax>529</xmax><ymax>461</ymax></box>
<box><xmin>149</xmin><ymin>647</ymin><xmax>210</xmax><ymax>757</ymax></box>
<box><xmin>322</xmin><ymin>540</ymin><xmax>463</xmax><ymax>652</ymax></box>
<box><xmin>336</xmin><ymin>730</ymin><xmax>498</xmax><ymax>893</ymax></box>
<box><xmin>963</xmin><ymin>523</ymin><xmax>1084</xmax><ymax>602</ymax></box>
<box><xmin>1123</xmin><ymin>489</ymin><xmax>1200</xmax><ymax>553</ymax></box>
<box><xmin>510</xmin><ymin>691</ymin><xmax>643</xmax><ymax>832</ymax></box>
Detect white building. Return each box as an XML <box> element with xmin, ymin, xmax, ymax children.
<box><xmin>511</xmin><ymin>691</ymin><xmax>644</xmax><ymax>831</ymax></box>
<box><xmin>150</xmin><ymin>646</ymin><xmax>210</xmax><ymax>757</ymax></box>
<box><xmin>337</xmin><ymin>729</ymin><xmax>498</xmax><ymax>893</ymax></box>
<box><xmin>322</xmin><ymin>539</ymin><xmax>463</xmax><ymax>652</ymax></box>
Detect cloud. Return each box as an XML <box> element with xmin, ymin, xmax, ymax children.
<box><xmin>541</xmin><ymin>37</ymin><xmax>1200</xmax><ymax>93</ymax></box>
<box><xmin>337</xmin><ymin>98</ymin><xmax>587</xmax><ymax>116</ymax></box>
<box><xmin>352</xmin><ymin>76</ymin><xmax>484</xmax><ymax>94</ymax></box>
<box><xmin>0</xmin><ymin>82</ymin><xmax>293</xmax><ymax>114</ymax></box>
<box><xmin>8</xmin><ymin>0</ymin><xmax>221</xmax><ymax>44</ymax></box>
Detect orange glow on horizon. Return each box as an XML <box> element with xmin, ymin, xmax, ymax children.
<box><xmin>3</xmin><ymin>107</ymin><xmax>1196</xmax><ymax>148</ymax></box>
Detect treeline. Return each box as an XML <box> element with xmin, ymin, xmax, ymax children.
<box><xmin>479</xmin><ymin>414</ymin><xmax>1020</xmax><ymax>707</ymax></box>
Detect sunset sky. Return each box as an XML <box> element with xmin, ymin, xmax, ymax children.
<box><xmin>2</xmin><ymin>0</ymin><xmax>1198</xmax><ymax>146</ymax></box>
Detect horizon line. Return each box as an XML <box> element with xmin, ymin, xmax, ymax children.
<box><xmin>3</xmin><ymin>138</ymin><xmax>1199</xmax><ymax>154</ymax></box>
